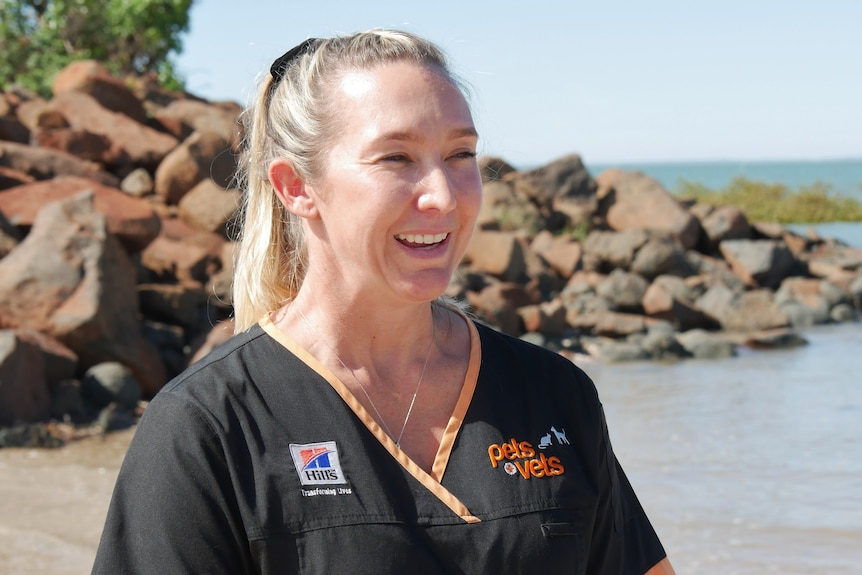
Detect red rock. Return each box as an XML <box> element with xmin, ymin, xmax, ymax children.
<box><xmin>155</xmin><ymin>130</ymin><xmax>237</xmax><ymax>204</ymax></box>
<box><xmin>177</xmin><ymin>178</ymin><xmax>240</xmax><ymax>237</ymax></box>
<box><xmin>598</xmin><ymin>169</ymin><xmax>702</xmax><ymax>249</ymax></box>
<box><xmin>0</xmin><ymin>176</ymin><xmax>160</xmax><ymax>252</ymax></box>
<box><xmin>52</xmin><ymin>60</ymin><xmax>149</xmax><ymax>124</ymax></box>
<box><xmin>0</xmin><ymin>330</ymin><xmax>51</xmax><ymax>424</ymax></box>
<box><xmin>0</xmin><ymin>191</ymin><xmax>166</xmax><ymax>394</ymax></box>
<box><xmin>49</xmin><ymin>92</ymin><xmax>178</xmax><ymax>168</ymax></box>
<box><xmin>464</xmin><ymin>230</ymin><xmax>527</xmax><ymax>282</ymax></box>
<box><xmin>0</xmin><ymin>141</ymin><xmax>118</xmax><ymax>186</ymax></box>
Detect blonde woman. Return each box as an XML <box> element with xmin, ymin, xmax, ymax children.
<box><xmin>93</xmin><ymin>30</ymin><xmax>674</xmax><ymax>575</ymax></box>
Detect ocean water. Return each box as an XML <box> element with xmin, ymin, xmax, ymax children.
<box><xmin>582</xmin><ymin>322</ymin><xmax>862</xmax><ymax>574</ymax></box>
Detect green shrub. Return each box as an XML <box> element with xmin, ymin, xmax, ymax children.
<box><xmin>676</xmin><ymin>177</ymin><xmax>862</xmax><ymax>223</ymax></box>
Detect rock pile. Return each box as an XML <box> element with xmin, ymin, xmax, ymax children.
<box><xmin>1</xmin><ymin>60</ymin><xmax>860</xmax><ymax>437</ymax></box>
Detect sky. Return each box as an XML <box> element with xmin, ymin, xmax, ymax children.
<box><xmin>174</xmin><ymin>0</ymin><xmax>861</xmax><ymax>168</ymax></box>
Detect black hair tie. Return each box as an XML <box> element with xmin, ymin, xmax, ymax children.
<box><xmin>270</xmin><ymin>38</ymin><xmax>320</xmax><ymax>84</ymax></box>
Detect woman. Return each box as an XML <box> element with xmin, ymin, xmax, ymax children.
<box><xmin>93</xmin><ymin>30</ymin><xmax>674</xmax><ymax>574</ymax></box>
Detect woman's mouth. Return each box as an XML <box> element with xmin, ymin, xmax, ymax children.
<box><xmin>395</xmin><ymin>233</ymin><xmax>448</xmax><ymax>248</ymax></box>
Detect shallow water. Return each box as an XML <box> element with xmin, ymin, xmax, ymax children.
<box><xmin>584</xmin><ymin>321</ymin><xmax>862</xmax><ymax>574</ymax></box>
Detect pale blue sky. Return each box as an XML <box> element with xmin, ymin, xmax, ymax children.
<box><xmin>175</xmin><ymin>0</ymin><xmax>861</xmax><ymax>167</ymax></box>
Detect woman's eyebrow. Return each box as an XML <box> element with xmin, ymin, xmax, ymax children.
<box><xmin>375</xmin><ymin>126</ymin><xmax>479</xmax><ymax>143</ymax></box>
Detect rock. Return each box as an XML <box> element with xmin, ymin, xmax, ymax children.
<box><xmin>849</xmin><ymin>275</ymin><xmax>862</xmax><ymax>309</ymax></box>
<box><xmin>744</xmin><ymin>328</ymin><xmax>808</xmax><ymax>349</ymax></box>
<box><xmin>516</xmin><ymin>299</ymin><xmax>567</xmax><ymax>336</ymax></box>
<box><xmin>699</xmin><ymin>205</ymin><xmax>752</xmax><ymax>246</ymax></box>
<box><xmin>630</xmin><ymin>234</ymin><xmax>691</xmax><ymax>279</ymax></box>
<box><xmin>830</xmin><ymin>303</ymin><xmax>855</xmax><ymax>322</ymax></box>
<box><xmin>477</xmin><ymin>179</ymin><xmax>543</xmax><ymax>233</ymax></box>
<box><xmin>49</xmin><ymin>91</ymin><xmax>178</xmax><ymax>169</ymax></box>
<box><xmin>0</xmin><ymin>191</ymin><xmax>166</xmax><ymax>395</ymax></box>
<box><xmin>52</xmin><ymin>60</ymin><xmax>149</xmax><ymax>124</ymax></box>
<box><xmin>581</xmin><ymin>336</ymin><xmax>649</xmax><ymax>363</ymax></box>
<box><xmin>567</xmin><ymin>310</ymin><xmax>648</xmax><ymax>337</ymax></box>
<box><xmin>0</xmin><ymin>209</ymin><xmax>21</xmax><ymax>258</ymax></box>
<box><xmin>0</xmin><ymin>115</ymin><xmax>30</xmax><ymax>144</ymax></box>
<box><xmin>121</xmin><ymin>168</ymin><xmax>155</xmax><ymax>197</ymax></box>
<box><xmin>0</xmin><ymin>140</ymin><xmax>119</xmax><ymax>186</ymax></box>
<box><xmin>675</xmin><ymin>329</ymin><xmax>736</xmax><ymax>359</ymax></box>
<box><xmin>531</xmin><ymin>233</ymin><xmax>582</xmax><ymax>278</ymax></box>
<box><xmin>0</xmin><ymin>330</ymin><xmax>51</xmax><ymax>425</ymax></box>
<box><xmin>642</xmin><ymin>276</ymin><xmax>717</xmax><ymax>331</ymax></box>
<box><xmin>719</xmin><ymin>239</ymin><xmax>796</xmax><ymax>289</ymax></box>
<box><xmin>34</xmin><ymin>127</ymin><xmax>125</xmax><ymax>166</ymax></box>
<box><xmin>138</xmin><ymin>281</ymin><xmax>207</xmax><ymax>328</ymax></box>
<box><xmin>0</xmin><ymin>165</ymin><xmax>35</xmax><ymax>190</ymax></box>
<box><xmin>634</xmin><ymin>324</ymin><xmax>690</xmax><ymax>360</ymax></box>
<box><xmin>598</xmin><ymin>169</ymin><xmax>702</xmax><ymax>249</ymax></box>
<box><xmin>507</xmin><ymin>154</ymin><xmax>598</xmax><ymax>227</ymax></box>
<box><xmin>0</xmin><ymin>176</ymin><xmax>161</xmax><ymax>253</ymax></box>
<box><xmin>581</xmin><ymin>229</ymin><xmax>649</xmax><ymax>272</ymax></box>
<box><xmin>464</xmin><ymin>230</ymin><xmax>527</xmax><ymax>282</ymax></box>
<box><xmin>80</xmin><ymin>362</ymin><xmax>142</xmax><ymax>410</ymax></box>
<box><xmin>14</xmin><ymin>329</ymin><xmax>77</xmax><ymax>387</ymax></box>
<box><xmin>596</xmin><ymin>269</ymin><xmax>648</xmax><ymax>311</ymax></box>
<box><xmin>723</xmin><ymin>290</ymin><xmax>790</xmax><ymax>333</ymax></box>
<box><xmin>177</xmin><ymin>178</ymin><xmax>240</xmax><ymax>237</ymax></box>
<box><xmin>154</xmin><ymin>130</ymin><xmax>237</xmax><ymax>204</ymax></box>
<box><xmin>153</xmin><ymin>99</ymin><xmax>241</xmax><ymax>146</ymax></box>
<box><xmin>467</xmin><ymin>282</ymin><xmax>535</xmax><ymax>335</ymax></box>
<box><xmin>775</xmin><ymin>277</ymin><xmax>839</xmax><ymax>326</ymax></box>
<box><xmin>139</xmin><ymin>218</ymin><xmax>224</xmax><ymax>283</ymax></box>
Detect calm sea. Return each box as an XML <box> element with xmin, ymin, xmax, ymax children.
<box><xmin>582</xmin><ymin>322</ymin><xmax>862</xmax><ymax>574</ymax></box>
<box><xmin>585</xmin><ymin>158</ymin><xmax>862</xmax><ymax>247</ymax></box>
<box><xmin>575</xmin><ymin>158</ymin><xmax>862</xmax><ymax>572</ymax></box>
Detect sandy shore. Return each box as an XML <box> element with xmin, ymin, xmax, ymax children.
<box><xmin>0</xmin><ymin>427</ymin><xmax>135</xmax><ymax>575</ymax></box>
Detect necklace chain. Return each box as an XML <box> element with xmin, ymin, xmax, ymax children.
<box><xmin>296</xmin><ymin>308</ymin><xmax>435</xmax><ymax>447</ymax></box>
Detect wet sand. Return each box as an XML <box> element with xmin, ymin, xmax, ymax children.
<box><xmin>0</xmin><ymin>428</ymin><xmax>135</xmax><ymax>575</ymax></box>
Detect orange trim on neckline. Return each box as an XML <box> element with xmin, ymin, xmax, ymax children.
<box><xmin>259</xmin><ymin>313</ymin><xmax>482</xmax><ymax>524</ymax></box>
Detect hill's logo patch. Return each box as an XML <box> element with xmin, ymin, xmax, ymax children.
<box><xmin>290</xmin><ymin>441</ymin><xmax>348</xmax><ymax>486</ymax></box>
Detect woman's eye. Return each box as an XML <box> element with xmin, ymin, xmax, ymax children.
<box><xmin>381</xmin><ymin>154</ymin><xmax>410</xmax><ymax>163</ymax></box>
<box><xmin>452</xmin><ymin>150</ymin><xmax>477</xmax><ymax>160</ymax></box>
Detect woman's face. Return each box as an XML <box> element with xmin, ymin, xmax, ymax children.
<box><xmin>303</xmin><ymin>61</ymin><xmax>482</xmax><ymax>305</ymax></box>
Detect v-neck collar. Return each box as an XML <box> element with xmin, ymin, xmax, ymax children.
<box><xmin>259</xmin><ymin>312</ymin><xmax>482</xmax><ymax>523</ymax></box>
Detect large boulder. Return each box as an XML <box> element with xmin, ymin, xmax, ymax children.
<box><xmin>52</xmin><ymin>60</ymin><xmax>149</xmax><ymax>124</ymax></box>
<box><xmin>49</xmin><ymin>91</ymin><xmax>178</xmax><ymax>169</ymax></box>
<box><xmin>0</xmin><ymin>176</ymin><xmax>161</xmax><ymax>253</ymax></box>
<box><xmin>0</xmin><ymin>141</ymin><xmax>118</xmax><ymax>186</ymax></box>
<box><xmin>464</xmin><ymin>230</ymin><xmax>527</xmax><ymax>282</ymax></box>
<box><xmin>507</xmin><ymin>154</ymin><xmax>598</xmax><ymax>227</ymax></box>
<box><xmin>719</xmin><ymin>239</ymin><xmax>796</xmax><ymax>289</ymax></box>
<box><xmin>154</xmin><ymin>130</ymin><xmax>237</xmax><ymax>204</ymax></box>
<box><xmin>581</xmin><ymin>229</ymin><xmax>650</xmax><ymax>272</ymax></box>
<box><xmin>698</xmin><ymin>205</ymin><xmax>752</xmax><ymax>246</ymax></box>
<box><xmin>177</xmin><ymin>178</ymin><xmax>240</xmax><ymax>237</ymax></box>
<box><xmin>643</xmin><ymin>275</ymin><xmax>717</xmax><ymax>331</ymax></box>
<box><xmin>0</xmin><ymin>330</ymin><xmax>51</xmax><ymax>425</ymax></box>
<box><xmin>598</xmin><ymin>169</ymin><xmax>702</xmax><ymax>249</ymax></box>
<box><xmin>0</xmin><ymin>192</ymin><xmax>166</xmax><ymax>394</ymax></box>
<box><xmin>152</xmin><ymin>99</ymin><xmax>241</xmax><ymax>145</ymax></box>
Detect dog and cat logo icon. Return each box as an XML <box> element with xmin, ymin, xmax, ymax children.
<box><xmin>488</xmin><ymin>426</ymin><xmax>569</xmax><ymax>479</ymax></box>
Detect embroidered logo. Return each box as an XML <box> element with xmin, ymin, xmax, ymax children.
<box><xmin>289</xmin><ymin>441</ymin><xmax>348</xmax><ymax>486</ymax></box>
<box><xmin>488</xmin><ymin>427</ymin><xmax>568</xmax><ymax>479</ymax></box>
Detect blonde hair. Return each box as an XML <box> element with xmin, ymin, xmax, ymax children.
<box><xmin>232</xmin><ymin>30</ymin><xmax>464</xmax><ymax>332</ymax></box>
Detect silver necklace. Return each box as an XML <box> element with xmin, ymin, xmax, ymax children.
<box><xmin>296</xmin><ymin>308</ymin><xmax>435</xmax><ymax>447</ymax></box>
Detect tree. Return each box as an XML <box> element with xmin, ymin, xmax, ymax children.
<box><xmin>0</xmin><ymin>0</ymin><xmax>193</xmax><ymax>97</ymax></box>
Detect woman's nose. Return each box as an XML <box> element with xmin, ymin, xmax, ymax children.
<box><xmin>417</xmin><ymin>165</ymin><xmax>458</xmax><ymax>213</ymax></box>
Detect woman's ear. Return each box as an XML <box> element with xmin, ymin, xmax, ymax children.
<box><xmin>268</xmin><ymin>159</ymin><xmax>319</xmax><ymax>218</ymax></box>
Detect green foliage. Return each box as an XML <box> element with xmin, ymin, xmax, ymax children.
<box><xmin>676</xmin><ymin>176</ymin><xmax>862</xmax><ymax>223</ymax></box>
<box><xmin>0</xmin><ymin>0</ymin><xmax>193</xmax><ymax>97</ymax></box>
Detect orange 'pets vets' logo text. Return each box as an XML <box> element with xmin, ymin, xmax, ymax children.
<box><xmin>487</xmin><ymin>438</ymin><xmax>565</xmax><ymax>479</ymax></box>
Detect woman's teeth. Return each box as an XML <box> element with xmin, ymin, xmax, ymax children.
<box><xmin>396</xmin><ymin>233</ymin><xmax>448</xmax><ymax>245</ymax></box>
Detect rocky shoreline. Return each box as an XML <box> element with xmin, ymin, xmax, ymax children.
<box><xmin>1</xmin><ymin>60</ymin><xmax>860</xmax><ymax>446</ymax></box>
